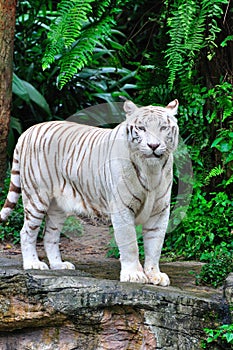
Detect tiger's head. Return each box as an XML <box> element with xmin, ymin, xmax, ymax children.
<box><xmin>124</xmin><ymin>100</ymin><xmax>179</xmax><ymax>160</ymax></box>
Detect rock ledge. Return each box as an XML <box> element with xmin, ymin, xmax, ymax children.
<box><xmin>0</xmin><ymin>259</ymin><xmax>232</xmax><ymax>350</ymax></box>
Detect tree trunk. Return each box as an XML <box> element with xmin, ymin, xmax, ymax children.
<box><xmin>0</xmin><ymin>0</ymin><xmax>17</xmax><ymax>189</ymax></box>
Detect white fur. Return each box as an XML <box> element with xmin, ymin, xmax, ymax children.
<box><xmin>2</xmin><ymin>100</ymin><xmax>179</xmax><ymax>286</ymax></box>
<box><xmin>0</xmin><ymin>208</ymin><xmax>12</xmax><ymax>221</ymax></box>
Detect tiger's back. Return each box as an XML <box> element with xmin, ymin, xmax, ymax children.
<box><xmin>16</xmin><ymin>121</ymin><xmax>115</xmax><ymax>218</ymax></box>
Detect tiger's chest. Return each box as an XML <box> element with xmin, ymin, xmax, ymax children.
<box><xmin>135</xmin><ymin>190</ymin><xmax>156</xmax><ymax>224</ymax></box>
<box><xmin>58</xmin><ymin>149</ymin><xmax>172</xmax><ymax>224</ymax></box>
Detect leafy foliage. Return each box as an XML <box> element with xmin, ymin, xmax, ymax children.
<box><xmin>204</xmin><ymin>165</ymin><xmax>224</xmax><ymax>185</ymax></box>
<box><xmin>57</xmin><ymin>17</ymin><xmax>114</xmax><ymax>88</ymax></box>
<box><xmin>206</xmin><ymin>82</ymin><xmax>233</xmax><ymax>124</ymax></box>
<box><xmin>163</xmin><ymin>189</ymin><xmax>233</xmax><ymax>262</ymax></box>
<box><xmin>10</xmin><ymin>72</ymin><xmax>52</xmax><ymax>158</ymax></box>
<box><xmin>165</xmin><ymin>0</ymin><xmax>229</xmax><ymax>88</ymax></box>
<box><xmin>42</xmin><ymin>0</ymin><xmax>95</xmax><ymax>69</ymax></box>
<box><xmin>61</xmin><ymin>216</ymin><xmax>83</xmax><ymax>237</ymax></box>
<box><xmin>211</xmin><ymin>130</ymin><xmax>233</xmax><ymax>161</ymax></box>
<box><xmin>42</xmin><ymin>0</ymin><xmax>130</xmax><ymax>88</ymax></box>
<box><xmin>13</xmin><ymin>73</ymin><xmax>51</xmax><ymax>117</ymax></box>
<box><xmin>202</xmin><ymin>323</ymin><xmax>233</xmax><ymax>348</ymax></box>
<box><xmin>0</xmin><ymin>175</ymin><xmax>24</xmax><ymax>243</ymax></box>
<box><xmin>196</xmin><ymin>254</ymin><xmax>233</xmax><ymax>288</ymax></box>
<box><xmin>10</xmin><ymin>0</ymin><xmax>136</xmax><ymax>155</ymax></box>
<box><xmin>13</xmin><ymin>0</ymin><xmax>56</xmax><ymax>131</ymax></box>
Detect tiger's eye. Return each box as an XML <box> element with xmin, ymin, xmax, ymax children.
<box><xmin>138</xmin><ymin>126</ymin><xmax>146</xmax><ymax>131</ymax></box>
<box><xmin>160</xmin><ymin>126</ymin><xmax>167</xmax><ymax>131</ymax></box>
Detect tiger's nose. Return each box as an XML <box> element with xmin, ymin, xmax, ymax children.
<box><xmin>147</xmin><ymin>143</ymin><xmax>160</xmax><ymax>151</ymax></box>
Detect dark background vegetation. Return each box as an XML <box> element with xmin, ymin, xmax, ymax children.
<box><xmin>0</xmin><ymin>0</ymin><xmax>233</xmax><ymax>291</ymax></box>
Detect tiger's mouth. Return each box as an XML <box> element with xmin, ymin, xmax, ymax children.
<box><xmin>146</xmin><ymin>152</ymin><xmax>163</xmax><ymax>159</ymax></box>
<box><xmin>154</xmin><ymin>153</ymin><xmax>162</xmax><ymax>158</ymax></box>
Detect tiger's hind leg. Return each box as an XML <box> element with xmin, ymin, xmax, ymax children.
<box><xmin>44</xmin><ymin>200</ymin><xmax>75</xmax><ymax>270</ymax></box>
<box><xmin>20</xmin><ymin>208</ymin><xmax>49</xmax><ymax>270</ymax></box>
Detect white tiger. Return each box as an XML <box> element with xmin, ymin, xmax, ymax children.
<box><xmin>0</xmin><ymin>99</ymin><xmax>179</xmax><ymax>286</ymax></box>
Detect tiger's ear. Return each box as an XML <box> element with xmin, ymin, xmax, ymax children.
<box><xmin>123</xmin><ymin>100</ymin><xmax>138</xmax><ymax>118</ymax></box>
<box><xmin>166</xmin><ymin>99</ymin><xmax>179</xmax><ymax>117</ymax></box>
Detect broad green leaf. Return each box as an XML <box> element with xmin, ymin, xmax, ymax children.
<box><xmin>23</xmin><ymin>81</ymin><xmax>51</xmax><ymax>116</ymax></box>
<box><xmin>225</xmin><ymin>332</ymin><xmax>233</xmax><ymax>343</ymax></box>
<box><xmin>225</xmin><ymin>154</ymin><xmax>233</xmax><ymax>164</ymax></box>
<box><xmin>219</xmin><ymin>142</ymin><xmax>231</xmax><ymax>152</ymax></box>
<box><xmin>211</xmin><ymin>137</ymin><xmax>223</xmax><ymax>148</ymax></box>
<box><xmin>12</xmin><ymin>73</ymin><xmax>30</xmax><ymax>103</ymax></box>
<box><xmin>10</xmin><ymin>117</ymin><xmax>22</xmax><ymax>134</ymax></box>
<box><xmin>108</xmin><ymin>39</ymin><xmax>124</xmax><ymax>50</ymax></box>
<box><xmin>8</xmin><ymin>117</ymin><xmax>22</xmax><ymax>157</ymax></box>
<box><xmin>98</xmin><ymin>67</ymin><xmax>131</xmax><ymax>74</ymax></box>
<box><xmin>12</xmin><ymin>74</ymin><xmax>51</xmax><ymax>116</ymax></box>
<box><xmin>121</xmin><ymin>83</ymin><xmax>137</xmax><ymax>90</ymax></box>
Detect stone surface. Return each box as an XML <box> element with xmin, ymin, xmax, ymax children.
<box><xmin>224</xmin><ymin>272</ymin><xmax>233</xmax><ymax>320</ymax></box>
<box><xmin>0</xmin><ymin>260</ymin><xmax>231</xmax><ymax>350</ymax></box>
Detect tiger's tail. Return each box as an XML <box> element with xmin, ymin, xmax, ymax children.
<box><xmin>0</xmin><ymin>148</ymin><xmax>21</xmax><ymax>222</ymax></box>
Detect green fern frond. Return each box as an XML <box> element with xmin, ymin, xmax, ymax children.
<box><xmin>42</xmin><ymin>0</ymin><xmax>130</xmax><ymax>87</ymax></box>
<box><xmin>165</xmin><ymin>0</ymin><xmax>207</xmax><ymax>88</ymax></box>
<box><xmin>58</xmin><ymin>16</ymin><xmax>113</xmax><ymax>88</ymax></box>
<box><xmin>117</xmin><ymin>39</ymin><xmax>138</xmax><ymax>64</ymax></box>
<box><xmin>42</xmin><ymin>37</ymin><xmax>65</xmax><ymax>71</ymax></box>
<box><xmin>165</xmin><ymin>0</ymin><xmax>228</xmax><ymax>89</ymax></box>
<box><xmin>42</xmin><ymin>0</ymin><xmax>95</xmax><ymax>70</ymax></box>
<box><xmin>205</xmin><ymin>165</ymin><xmax>224</xmax><ymax>185</ymax></box>
<box><xmin>92</xmin><ymin>0</ymin><xmax>111</xmax><ymax>18</ymax></box>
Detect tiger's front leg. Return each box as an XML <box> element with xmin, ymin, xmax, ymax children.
<box><xmin>111</xmin><ymin>210</ymin><xmax>148</xmax><ymax>284</ymax></box>
<box><xmin>143</xmin><ymin>209</ymin><xmax>170</xmax><ymax>286</ymax></box>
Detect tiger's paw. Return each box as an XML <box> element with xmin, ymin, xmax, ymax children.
<box><xmin>50</xmin><ymin>261</ymin><xmax>75</xmax><ymax>270</ymax></box>
<box><xmin>24</xmin><ymin>260</ymin><xmax>49</xmax><ymax>270</ymax></box>
<box><xmin>145</xmin><ymin>270</ymin><xmax>170</xmax><ymax>286</ymax></box>
<box><xmin>120</xmin><ymin>269</ymin><xmax>148</xmax><ymax>284</ymax></box>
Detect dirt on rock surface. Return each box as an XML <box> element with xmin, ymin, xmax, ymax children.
<box><xmin>0</xmin><ymin>219</ymin><xmax>222</xmax><ymax>296</ymax></box>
